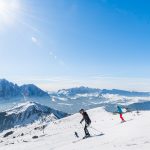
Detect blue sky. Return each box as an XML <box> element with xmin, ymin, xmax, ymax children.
<box><xmin>0</xmin><ymin>0</ymin><xmax>150</xmax><ymax>91</ymax></box>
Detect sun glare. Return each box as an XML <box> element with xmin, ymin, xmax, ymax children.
<box><xmin>0</xmin><ymin>0</ymin><xmax>21</xmax><ymax>27</ymax></box>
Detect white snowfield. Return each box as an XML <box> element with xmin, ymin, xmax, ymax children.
<box><xmin>0</xmin><ymin>107</ymin><xmax>150</xmax><ymax>150</ymax></box>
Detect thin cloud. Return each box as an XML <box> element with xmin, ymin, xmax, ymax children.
<box><xmin>31</xmin><ymin>36</ymin><xmax>38</xmax><ymax>43</ymax></box>
<box><xmin>49</xmin><ymin>51</ymin><xmax>57</xmax><ymax>60</ymax></box>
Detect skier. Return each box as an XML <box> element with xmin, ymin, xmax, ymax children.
<box><xmin>79</xmin><ymin>109</ymin><xmax>91</xmax><ymax>139</ymax></box>
<box><xmin>117</xmin><ymin>105</ymin><xmax>126</xmax><ymax>122</ymax></box>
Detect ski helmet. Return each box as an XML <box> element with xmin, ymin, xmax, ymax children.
<box><xmin>79</xmin><ymin>109</ymin><xmax>85</xmax><ymax>113</ymax></box>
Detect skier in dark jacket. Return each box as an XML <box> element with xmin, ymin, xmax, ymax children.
<box><xmin>79</xmin><ymin>109</ymin><xmax>91</xmax><ymax>138</ymax></box>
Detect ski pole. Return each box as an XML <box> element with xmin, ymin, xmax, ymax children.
<box><xmin>90</xmin><ymin>126</ymin><xmax>102</xmax><ymax>134</ymax></box>
<box><xmin>81</xmin><ymin>123</ymin><xmax>101</xmax><ymax>134</ymax></box>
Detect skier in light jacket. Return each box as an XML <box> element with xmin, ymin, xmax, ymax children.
<box><xmin>117</xmin><ymin>105</ymin><xmax>126</xmax><ymax>122</ymax></box>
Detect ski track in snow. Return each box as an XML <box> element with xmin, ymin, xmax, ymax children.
<box><xmin>0</xmin><ymin>107</ymin><xmax>150</xmax><ymax>150</ymax></box>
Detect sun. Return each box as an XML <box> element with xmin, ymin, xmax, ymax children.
<box><xmin>0</xmin><ymin>0</ymin><xmax>21</xmax><ymax>27</ymax></box>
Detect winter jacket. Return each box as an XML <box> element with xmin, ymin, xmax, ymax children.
<box><xmin>80</xmin><ymin>112</ymin><xmax>91</xmax><ymax>125</ymax></box>
<box><xmin>117</xmin><ymin>106</ymin><xmax>123</xmax><ymax>114</ymax></box>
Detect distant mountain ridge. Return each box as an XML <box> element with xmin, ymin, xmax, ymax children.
<box><xmin>57</xmin><ymin>86</ymin><xmax>150</xmax><ymax>97</ymax></box>
<box><xmin>20</xmin><ymin>84</ymin><xmax>48</xmax><ymax>97</ymax></box>
<box><xmin>48</xmin><ymin>86</ymin><xmax>150</xmax><ymax>113</ymax></box>
<box><xmin>0</xmin><ymin>79</ymin><xmax>49</xmax><ymax>99</ymax></box>
<box><xmin>57</xmin><ymin>86</ymin><xmax>100</xmax><ymax>96</ymax></box>
<box><xmin>100</xmin><ymin>89</ymin><xmax>150</xmax><ymax>97</ymax></box>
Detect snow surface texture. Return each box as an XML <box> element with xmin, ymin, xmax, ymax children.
<box><xmin>0</xmin><ymin>107</ymin><xmax>150</xmax><ymax>150</ymax></box>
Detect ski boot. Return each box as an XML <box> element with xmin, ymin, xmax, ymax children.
<box><xmin>83</xmin><ymin>134</ymin><xmax>91</xmax><ymax>139</ymax></box>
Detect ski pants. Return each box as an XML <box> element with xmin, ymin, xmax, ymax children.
<box><xmin>84</xmin><ymin>122</ymin><xmax>91</xmax><ymax>135</ymax></box>
<box><xmin>120</xmin><ymin>113</ymin><xmax>125</xmax><ymax>121</ymax></box>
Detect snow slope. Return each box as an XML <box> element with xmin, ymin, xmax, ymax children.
<box><xmin>0</xmin><ymin>107</ymin><xmax>150</xmax><ymax>150</ymax></box>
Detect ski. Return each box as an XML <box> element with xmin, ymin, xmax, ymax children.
<box><xmin>117</xmin><ymin>119</ymin><xmax>133</xmax><ymax>125</ymax></box>
<box><xmin>72</xmin><ymin>133</ymin><xmax>104</xmax><ymax>143</ymax></box>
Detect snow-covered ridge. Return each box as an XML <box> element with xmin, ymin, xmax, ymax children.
<box><xmin>0</xmin><ymin>101</ymin><xmax>68</xmax><ymax>132</ymax></box>
<box><xmin>6</xmin><ymin>101</ymin><xmax>49</xmax><ymax>115</ymax></box>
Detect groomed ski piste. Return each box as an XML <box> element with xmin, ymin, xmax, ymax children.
<box><xmin>0</xmin><ymin>107</ymin><xmax>150</xmax><ymax>150</ymax></box>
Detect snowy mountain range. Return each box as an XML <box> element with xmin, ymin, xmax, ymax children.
<box><xmin>0</xmin><ymin>79</ymin><xmax>49</xmax><ymax>99</ymax></box>
<box><xmin>57</xmin><ymin>87</ymin><xmax>150</xmax><ymax>97</ymax></box>
<box><xmin>49</xmin><ymin>87</ymin><xmax>150</xmax><ymax>113</ymax></box>
<box><xmin>0</xmin><ymin>101</ymin><xmax>68</xmax><ymax>132</ymax></box>
<box><xmin>1</xmin><ymin>79</ymin><xmax>150</xmax><ymax>114</ymax></box>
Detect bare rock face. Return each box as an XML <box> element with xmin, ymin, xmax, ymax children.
<box><xmin>3</xmin><ymin>131</ymin><xmax>14</xmax><ymax>138</ymax></box>
<box><xmin>32</xmin><ymin>136</ymin><xmax>38</xmax><ymax>139</ymax></box>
